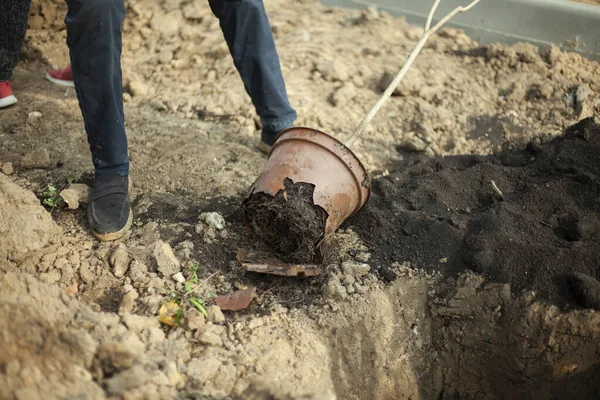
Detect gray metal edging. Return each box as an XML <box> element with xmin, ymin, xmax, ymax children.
<box><xmin>321</xmin><ymin>0</ymin><xmax>600</xmax><ymax>60</ymax></box>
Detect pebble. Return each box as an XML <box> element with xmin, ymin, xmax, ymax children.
<box><xmin>27</xmin><ymin>111</ymin><xmax>43</xmax><ymax>123</ymax></box>
<box><xmin>172</xmin><ymin>272</ymin><xmax>186</xmax><ymax>283</ymax></box>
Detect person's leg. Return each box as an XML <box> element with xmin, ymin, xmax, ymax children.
<box><xmin>207</xmin><ymin>0</ymin><xmax>297</xmax><ymax>148</ymax></box>
<box><xmin>65</xmin><ymin>0</ymin><xmax>128</xmax><ymax>177</ymax></box>
<box><xmin>65</xmin><ymin>0</ymin><xmax>131</xmax><ymax>241</ymax></box>
<box><xmin>0</xmin><ymin>0</ymin><xmax>32</xmax><ymax>108</ymax></box>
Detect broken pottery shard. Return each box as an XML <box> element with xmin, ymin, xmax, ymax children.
<box><xmin>237</xmin><ymin>251</ymin><xmax>321</xmax><ymax>277</ymax></box>
<box><xmin>214</xmin><ymin>287</ymin><xmax>256</xmax><ymax>311</ymax></box>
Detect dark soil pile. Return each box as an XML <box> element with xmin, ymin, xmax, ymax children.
<box><xmin>350</xmin><ymin>118</ymin><xmax>600</xmax><ymax>307</ymax></box>
<box><xmin>243</xmin><ymin>178</ymin><xmax>328</xmax><ymax>264</ymax></box>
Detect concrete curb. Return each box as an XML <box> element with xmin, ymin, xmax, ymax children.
<box><xmin>321</xmin><ymin>0</ymin><xmax>600</xmax><ymax>59</ymax></box>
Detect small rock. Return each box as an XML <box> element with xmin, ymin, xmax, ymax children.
<box><xmin>172</xmin><ymin>272</ymin><xmax>186</xmax><ymax>283</ymax></box>
<box><xmin>316</xmin><ymin>59</ymin><xmax>350</xmax><ymax>82</ymax></box>
<box><xmin>207</xmin><ymin>305</ymin><xmax>225</xmax><ymax>324</ymax></box>
<box><xmin>154</xmin><ymin>241</ymin><xmax>181</xmax><ymax>277</ymax></box>
<box><xmin>185</xmin><ymin>309</ymin><xmax>206</xmax><ymax>331</ymax></box>
<box><xmin>341</xmin><ymin>261</ymin><xmax>371</xmax><ymax>278</ymax></box>
<box><xmin>110</xmin><ymin>243</ymin><xmax>130</xmax><ymax>278</ymax></box>
<box><xmin>59</xmin><ymin>183</ymin><xmax>92</xmax><ymax>210</ymax></box>
<box><xmin>1</xmin><ymin>162</ymin><xmax>14</xmax><ymax>175</ymax></box>
<box><xmin>27</xmin><ymin>111</ymin><xmax>43</xmax><ymax>123</ymax></box>
<box><xmin>128</xmin><ymin>80</ymin><xmax>149</xmax><ymax>97</ymax></box>
<box><xmin>21</xmin><ymin>148</ymin><xmax>53</xmax><ymax>169</ymax></box>
<box><xmin>200</xmin><ymin>212</ymin><xmax>226</xmax><ymax>230</ymax></box>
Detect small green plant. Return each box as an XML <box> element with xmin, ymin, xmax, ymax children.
<box><xmin>175</xmin><ymin>307</ymin><xmax>184</xmax><ymax>325</ymax></box>
<box><xmin>42</xmin><ymin>185</ymin><xmax>60</xmax><ymax>208</ymax></box>
<box><xmin>166</xmin><ymin>266</ymin><xmax>217</xmax><ymax>325</ymax></box>
<box><xmin>41</xmin><ymin>176</ymin><xmax>77</xmax><ymax>210</ymax></box>
<box><xmin>189</xmin><ymin>297</ymin><xmax>208</xmax><ymax>318</ymax></box>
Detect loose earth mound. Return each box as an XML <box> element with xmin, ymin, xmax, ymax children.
<box><xmin>350</xmin><ymin>117</ymin><xmax>600</xmax><ymax>307</ymax></box>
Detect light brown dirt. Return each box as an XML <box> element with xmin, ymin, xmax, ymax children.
<box><xmin>0</xmin><ymin>0</ymin><xmax>599</xmax><ymax>399</ymax></box>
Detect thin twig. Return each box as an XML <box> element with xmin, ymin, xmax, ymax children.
<box><xmin>184</xmin><ymin>272</ymin><xmax>218</xmax><ymax>297</ymax></box>
<box><xmin>344</xmin><ymin>0</ymin><xmax>481</xmax><ymax>147</ymax></box>
<box><xmin>490</xmin><ymin>180</ymin><xmax>504</xmax><ymax>197</ymax></box>
<box><xmin>425</xmin><ymin>0</ymin><xmax>442</xmax><ymax>31</ymax></box>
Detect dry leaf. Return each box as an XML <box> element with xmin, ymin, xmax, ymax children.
<box><xmin>214</xmin><ymin>287</ymin><xmax>256</xmax><ymax>311</ymax></box>
<box><xmin>158</xmin><ymin>301</ymin><xmax>181</xmax><ymax>326</ymax></box>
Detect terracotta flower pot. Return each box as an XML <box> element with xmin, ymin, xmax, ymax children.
<box><xmin>245</xmin><ymin>127</ymin><xmax>370</xmax><ymax>244</ymax></box>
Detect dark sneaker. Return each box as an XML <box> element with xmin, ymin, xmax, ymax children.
<box><xmin>88</xmin><ymin>173</ymin><xmax>132</xmax><ymax>241</ymax></box>
<box><xmin>259</xmin><ymin>126</ymin><xmax>293</xmax><ymax>155</ymax></box>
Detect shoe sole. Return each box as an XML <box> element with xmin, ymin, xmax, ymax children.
<box><xmin>0</xmin><ymin>95</ymin><xmax>17</xmax><ymax>109</ymax></box>
<box><xmin>45</xmin><ymin>73</ymin><xmax>75</xmax><ymax>88</ymax></box>
<box><xmin>90</xmin><ymin>207</ymin><xmax>133</xmax><ymax>242</ymax></box>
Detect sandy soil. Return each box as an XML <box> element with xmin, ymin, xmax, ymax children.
<box><xmin>1</xmin><ymin>0</ymin><xmax>599</xmax><ymax>399</ymax></box>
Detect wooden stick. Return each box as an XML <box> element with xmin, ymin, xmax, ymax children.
<box><xmin>344</xmin><ymin>0</ymin><xmax>481</xmax><ymax>148</ymax></box>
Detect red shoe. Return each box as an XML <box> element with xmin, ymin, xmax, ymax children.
<box><xmin>46</xmin><ymin>65</ymin><xmax>75</xmax><ymax>87</ymax></box>
<box><xmin>0</xmin><ymin>81</ymin><xmax>17</xmax><ymax>109</ymax></box>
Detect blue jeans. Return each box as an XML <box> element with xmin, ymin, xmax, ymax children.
<box><xmin>65</xmin><ymin>0</ymin><xmax>297</xmax><ymax>177</ymax></box>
